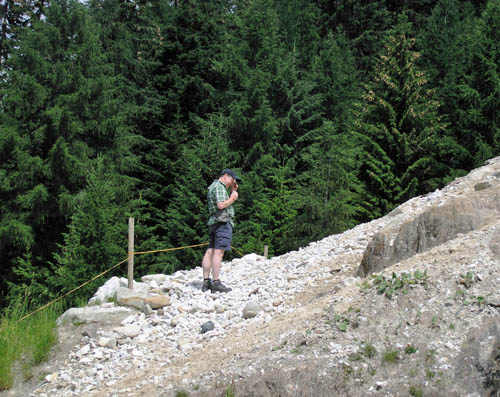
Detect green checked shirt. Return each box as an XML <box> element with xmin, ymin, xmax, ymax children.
<box><xmin>207</xmin><ymin>180</ymin><xmax>235</xmax><ymax>227</ymax></box>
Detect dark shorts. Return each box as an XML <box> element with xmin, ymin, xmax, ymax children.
<box><xmin>208</xmin><ymin>222</ymin><xmax>233</xmax><ymax>251</ymax></box>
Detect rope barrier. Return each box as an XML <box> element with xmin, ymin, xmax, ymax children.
<box><xmin>231</xmin><ymin>245</ymin><xmax>245</xmax><ymax>257</ymax></box>
<box><xmin>133</xmin><ymin>242</ymin><xmax>208</xmax><ymax>256</ymax></box>
<box><xmin>18</xmin><ymin>257</ymin><xmax>129</xmax><ymax>322</ymax></box>
<box><xmin>17</xmin><ymin>241</ymin><xmax>246</xmax><ymax>323</ymax></box>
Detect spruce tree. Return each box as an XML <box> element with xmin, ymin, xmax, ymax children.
<box><xmin>0</xmin><ymin>0</ymin><xmax>134</xmax><ymax>304</ymax></box>
<box><xmin>418</xmin><ymin>0</ymin><xmax>475</xmax><ymax>175</ymax></box>
<box><xmin>454</xmin><ymin>0</ymin><xmax>500</xmax><ymax>165</ymax></box>
<box><xmin>354</xmin><ymin>14</ymin><xmax>447</xmax><ymax>219</ymax></box>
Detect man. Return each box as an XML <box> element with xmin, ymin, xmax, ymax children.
<box><xmin>201</xmin><ymin>168</ymin><xmax>241</xmax><ymax>293</ymax></box>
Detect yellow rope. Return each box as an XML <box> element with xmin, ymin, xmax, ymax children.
<box><xmin>18</xmin><ymin>241</ymin><xmax>245</xmax><ymax>322</ymax></box>
<box><xmin>18</xmin><ymin>257</ymin><xmax>129</xmax><ymax>322</ymax></box>
<box><xmin>133</xmin><ymin>242</ymin><xmax>208</xmax><ymax>256</ymax></box>
<box><xmin>231</xmin><ymin>245</ymin><xmax>245</xmax><ymax>257</ymax></box>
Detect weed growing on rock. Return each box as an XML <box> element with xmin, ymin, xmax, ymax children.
<box><xmin>409</xmin><ymin>385</ymin><xmax>424</xmax><ymax>397</ymax></box>
<box><xmin>426</xmin><ymin>369</ymin><xmax>436</xmax><ymax>379</ymax></box>
<box><xmin>363</xmin><ymin>342</ymin><xmax>377</xmax><ymax>359</ymax></box>
<box><xmin>458</xmin><ymin>271</ymin><xmax>477</xmax><ymax>288</ymax></box>
<box><xmin>175</xmin><ymin>391</ymin><xmax>189</xmax><ymax>397</ymax></box>
<box><xmin>224</xmin><ymin>384</ymin><xmax>235</xmax><ymax>397</ymax></box>
<box><xmin>349</xmin><ymin>352</ymin><xmax>363</xmax><ymax>361</ymax></box>
<box><xmin>405</xmin><ymin>344</ymin><xmax>417</xmax><ymax>354</ymax></box>
<box><xmin>334</xmin><ymin>314</ymin><xmax>350</xmax><ymax>332</ymax></box>
<box><xmin>371</xmin><ymin>270</ymin><xmax>428</xmax><ymax>299</ymax></box>
<box><xmin>382</xmin><ymin>349</ymin><xmax>399</xmax><ymax>364</ymax></box>
<box><xmin>425</xmin><ymin>349</ymin><xmax>436</xmax><ymax>364</ymax></box>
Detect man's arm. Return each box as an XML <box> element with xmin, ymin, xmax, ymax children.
<box><xmin>215</xmin><ymin>182</ymin><xmax>238</xmax><ymax>210</ymax></box>
<box><xmin>217</xmin><ymin>191</ymin><xmax>238</xmax><ymax>209</ymax></box>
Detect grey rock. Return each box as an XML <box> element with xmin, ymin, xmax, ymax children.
<box><xmin>455</xmin><ymin>318</ymin><xmax>500</xmax><ymax>396</ymax></box>
<box><xmin>474</xmin><ymin>181</ymin><xmax>492</xmax><ymax>191</ymax></box>
<box><xmin>357</xmin><ymin>190</ymin><xmax>500</xmax><ymax>277</ymax></box>
<box><xmin>115</xmin><ymin>286</ymin><xmax>150</xmax><ymax>309</ymax></box>
<box><xmin>142</xmin><ymin>304</ymin><xmax>153</xmax><ymax>315</ymax></box>
<box><xmin>56</xmin><ymin>306</ymin><xmax>134</xmax><ymax>326</ymax></box>
<box><xmin>201</xmin><ymin>321</ymin><xmax>215</xmax><ymax>334</ymax></box>
<box><xmin>81</xmin><ymin>326</ymin><xmax>98</xmax><ymax>339</ymax></box>
<box><xmin>115</xmin><ymin>324</ymin><xmax>141</xmax><ymax>339</ymax></box>
<box><xmin>242</xmin><ymin>302</ymin><xmax>261</xmax><ymax>319</ymax></box>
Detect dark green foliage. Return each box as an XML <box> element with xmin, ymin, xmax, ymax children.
<box><xmin>354</xmin><ymin>14</ymin><xmax>448</xmax><ymax>218</ymax></box>
<box><xmin>0</xmin><ymin>0</ymin><xmax>134</xmax><ymax>306</ymax></box>
<box><xmin>454</xmin><ymin>0</ymin><xmax>500</xmax><ymax>165</ymax></box>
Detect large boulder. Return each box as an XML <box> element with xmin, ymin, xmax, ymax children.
<box><xmin>88</xmin><ymin>277</ymin><xmax>150</xmax><ymax>306</ymax></box>
<box><xmin>357</xmin><ymin>177</ymin><xmax>500</xmax><ymax>277</ymax></box>
<box><xmin>56</xmin><ymin>305</ymin><xmax>134</xmax><ymax>326</ymax></box>
<box><xmin>455</xmin><ymin>318</ymin><xmax>500</xmax><ymax>396</ymax></box>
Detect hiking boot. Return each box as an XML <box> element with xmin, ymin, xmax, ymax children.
<box><xmin>201</xmin><ymin>279</ymin><xmax>212</xmax><ymax>292</ymax></box>
<box><xmin>211</xmin><ymin>280</ymin><xmax>232</xmax><ymax>293</ymax></box>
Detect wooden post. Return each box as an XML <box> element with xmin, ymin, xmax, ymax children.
<box><xmin>127</xmin><ymin>217</ymin><xmax>134</xmax><ymax>289</ymax></box>
<box><xmin>263</xmin><ymin>245</ymin><xmax>268</xmax><ymax>259</ymax></box>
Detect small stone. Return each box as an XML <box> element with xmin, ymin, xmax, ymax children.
<box><xmin>242</xmin><ymin>302</ymin><xmax>261</xmax><ymax>319</ymax></box>
<box><xmin>201</xmin><ymin>321</ymin><xmax>215</xmax><ymax>334</ymax></box>
<box><xmin>142</xmin><ymin>304</ymin><xmax>153</xmax><ymax>315</ymax></box>
<box><xmin>117</xmin><ymin>324</ymin><xmax>141</xmax><ymax>339</ymax></box>
<box><xmin>45</xmin><ymin>372</ymin><xmax>58</xmax><ymax>383</ymax></box>
<box><xmin>171</xmin><ymin>315</ymin><xmax>182</xmax><ymax>327</ymax></box>
<box><xmin>81</xmin><ymin>326</ymin><xmax>98</xmax><ymax>339</ymax></box>
<box><xmin>76</xmin><ymin>344</ymin><xmax>90</xmax><ymax>357</ymax></box>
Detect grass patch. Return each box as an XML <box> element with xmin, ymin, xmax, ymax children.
<box><xmin>0</xmin><ymin>299</ymin><xmax>60</xmax><ymax>390</ymax></box>
<box><xmin>405</xmin><ymin>344</ymin><xmax>417</xmax><ymax>354</ymax></box>
<box><xmin>425</xmin><ymin>369</ymin><xmax>436</xmax><ymax>379</ymax></box>
<box><xmin>425</xmin><ymin>349</ymin><xmax>436</xmax><ymax>364</ymax></box>
<box><xmin>382</xmin><ymin>349</ymin><xmax>399</xmax><ymax>364</ymax></box>
<box><xmin>362</xmin><ymin>342</ymin><xmax>377</xmax><ymax>359</ymax></box>
<box><xmin>409</xmin><ymin>385</ymin><xmax>424</xmax><ymax>397</ymax></box>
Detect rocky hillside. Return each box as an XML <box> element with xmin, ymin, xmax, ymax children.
<box><xmin>8</xmin><ymin>158</ymin><xmax>500</xmax><ymax>397</ymax></box>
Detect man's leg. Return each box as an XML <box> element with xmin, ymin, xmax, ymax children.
<box><xmin>202</xmin><ymin>248</ymin><xmax>214</xmax><ymax>279</ymax></box>
<box><xmin>211</xmin><ymin>248</ymin><xmax>225</xmax><ymax>280</ymax></box>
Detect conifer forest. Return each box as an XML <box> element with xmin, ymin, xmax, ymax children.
<box><xmin>1</xmin><ymin>0</ymin><xmax>499</xmax><ymax>310</ymax></box>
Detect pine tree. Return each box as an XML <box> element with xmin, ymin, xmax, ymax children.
<box><xmin>454</xmin><ymin>0</ymin><xmax>500</xmax><ymax>165</ymax></box>
<box><xmin>0</xmin><ymin>0</ymin><xmax>134</xmax><ymax>304</ymax></box>
<box><xmin>354</xmin><ymin>14</ymin><xmax>448</xmax><ymax>219</ymax></box>
<box><xmin>316</xmin><ymin>0</ymin><xmax>393</xmax><ymax>74</ymax></box>
<box><xmin>291</xmin><ymin>122</ymin><xmax>361</xmax><ymax>250</ymax></box>
<box><xmin>418</xmin><ymin>0</ymin><xmax>476</xmax><ymax>175</ymax></box>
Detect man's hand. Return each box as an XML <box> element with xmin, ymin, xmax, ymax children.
<box><xmin>232</xmin><ymin>181</ymin><xmax>239</xmax><ymax>192</ymax></box>
<box><xmin>230</xmin><ymin>190</ymin><xmax>239</xmax><ymax>202</ymax></box>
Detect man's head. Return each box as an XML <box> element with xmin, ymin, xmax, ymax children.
<box><xmin>220</xmin><ymin>168</ymin><xmax>241</xmax><ymax>186</ymax></box>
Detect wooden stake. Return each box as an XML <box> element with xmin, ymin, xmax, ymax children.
<box><xmin>128</xmin><ymin>217</ymin><xmax>134</xmax><ymax>289</ymax></box>
<box><xmin>264</xmin><ymin>245</ymin><xmax>268</xmax><ymax>259</ymax></box>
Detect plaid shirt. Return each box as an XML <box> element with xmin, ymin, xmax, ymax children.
<box><xmin>207</xmin><ymin>180</ymin><xmax>235</xmax><ymax>227</ymax></box>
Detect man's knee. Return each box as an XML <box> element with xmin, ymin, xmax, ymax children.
<box><xmin>213</xmin><ymin>249</ymin><xmax>225</xmax><ymax>259</ymax></box>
